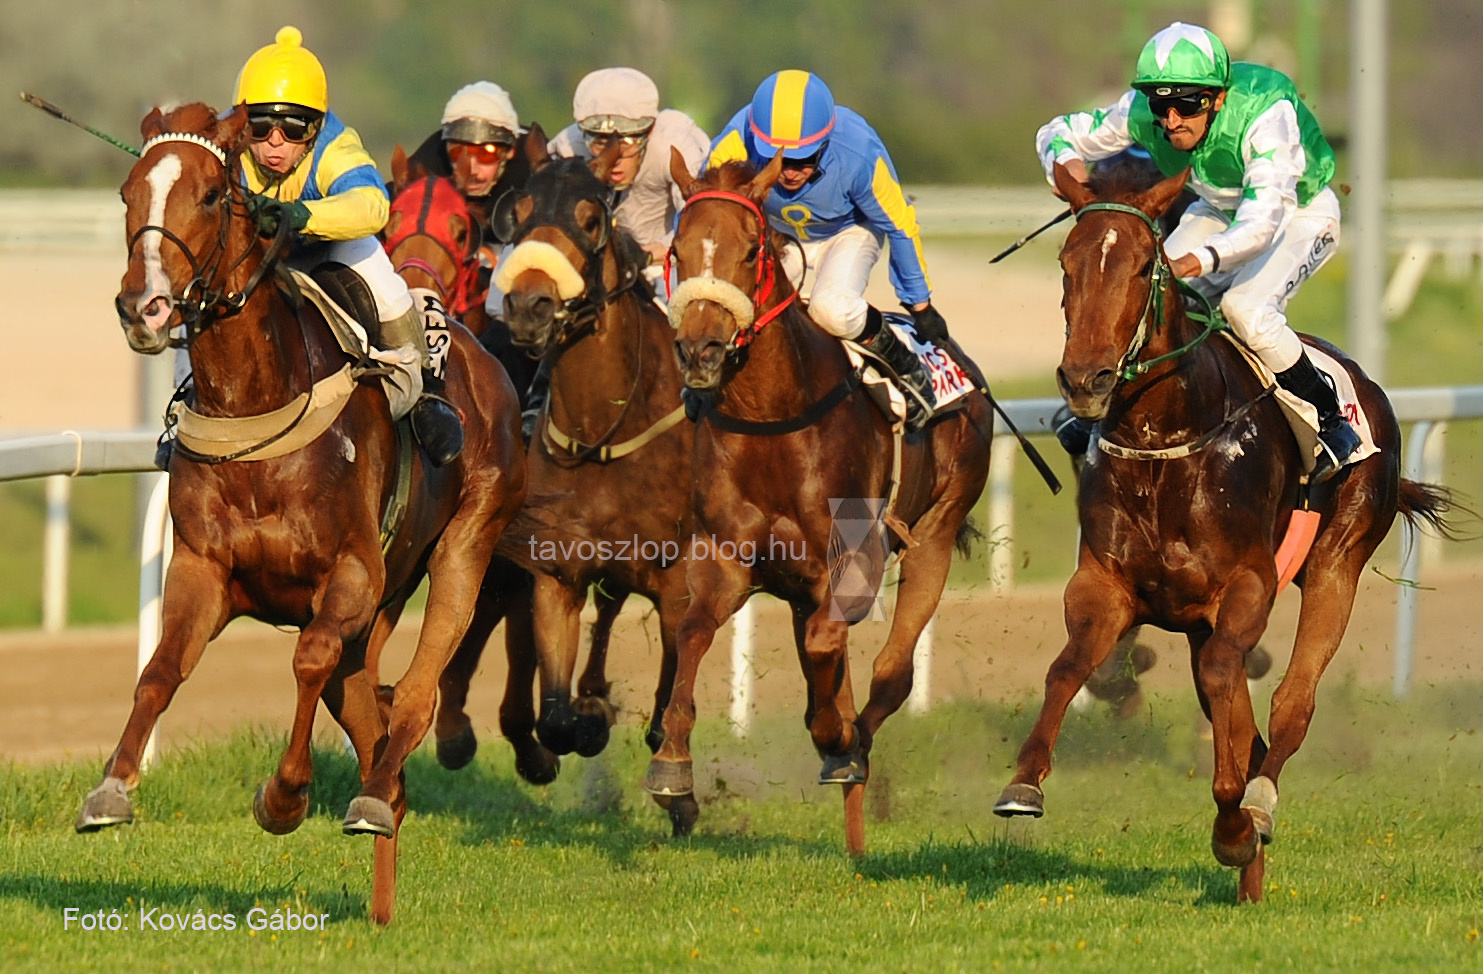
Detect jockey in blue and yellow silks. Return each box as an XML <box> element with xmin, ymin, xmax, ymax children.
<box><xmin>707</xmin><ymin>70</ymin><xmax>946</xmax><ymax>431</ymax></box>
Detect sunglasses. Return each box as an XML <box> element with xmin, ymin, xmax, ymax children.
<box><xmin>247</xmin><ymin>113</ymin><xmax>320</xmax><ymax>143</ymax></box>
<box><xmin>1147</xmin><ymin>91</ymin><xmax>1215</xmax><ymax>119</ymax></box>
<box><xmin>449</xmin><ymin>142</ymin><xmax>512</xmax><ymax>164</ymax></box>
<box><xmin>781</xmin><ymin>150</ymin><xmax>823</xmax><ymax>173</ymax></box>
<box><xmin>582</xmin><ymin>132</ymin><xmax>649</xmax><ymax>156</ymax></box>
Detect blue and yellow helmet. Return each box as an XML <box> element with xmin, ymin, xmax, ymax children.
<box><xmin>748</xmin><ymin>70</ymin><xmax>836</xmax><ymax>160</ymax></box>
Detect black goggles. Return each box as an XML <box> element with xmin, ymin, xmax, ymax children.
<box><xmin>247</xmin><ymin>113</ymin><xmax>321</xmax><ymax>143</ymax></box>
<box><xmin>1147</xmin><ymin>90</ymin><xmax>1216</xmax><ymax>119</ymax></box>
<box><xmin>780</xmin><ymin>148</ymin><xmax>824</xmax><ymax>173</ymax></box>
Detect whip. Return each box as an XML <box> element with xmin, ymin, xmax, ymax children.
<box><xmin>20</xmin><ymin>91</ymin><xmax>140</xmax><ymax>157</ymax></box>
<box><xmin>988</xmin><ymin>207</ymin><xmax>1071</xmax><ymax>264</ymax></box>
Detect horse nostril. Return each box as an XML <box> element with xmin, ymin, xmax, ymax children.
<box><xmin>1091</xmin><ymin>369</ymin><xmax>1117</xmax><ymax>396</ymax></box>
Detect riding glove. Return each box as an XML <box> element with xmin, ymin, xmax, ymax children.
<box><xmin>907</xmin><ymin>302</ymin><xmax>950</xmax><ymax>345</ymax></box>
<box><xmin>248</xmin><ymin>195</ymin><xmax>312</xmax><ymax>237</ymax></box>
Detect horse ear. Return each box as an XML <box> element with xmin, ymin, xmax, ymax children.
<box><xmin>1132</xmin><ymin>167</ymin><xmax>1191</xmax><ymax>221</ymax></box>
<box><xmin>668</xmin><ymin>145</ymin><xmax>698</xmax><ymax>200</ymax></box>
<box><xmin>1052</xmin><ymin>162</ymin><xmax>1096</xmax><ymax>212</ymax></box>
<box><xmin>140</xmin><ymin>107</ymin><xmax>168</xmax><ymax>141</ymax></box>
<box><xmin>390</xmin><ymin>144</ymin><xmax>410</xmax><ymax>193</ymax></box>
<box><xmin>524</xmin><ymin>121</ymin><xmax>550</xmax><ymax>172</ymax></box>
<box><xmin>746</xmin><ymin>150</ymin><xmax>784</xmax><ymax>203</ymax></box>
<box><xmin>212</xmin><ymin>104</ymin><xmax>248</xmax><ymax>155</ymax></box>
<box><xmin>589</xmin><ymin>138</ymin><xmax>622</xmax><ymax>183</ymax></box>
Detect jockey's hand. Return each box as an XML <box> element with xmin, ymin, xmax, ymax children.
<box><xmin>247</xmin><ymin>195</ymin><xmax>311</xmax><ymax>238</ymax></box>
<box><xmin>1170</xmin><ymin>252</ymin><xmax>1203</xmax><ymax>279</ymax></box>
<box><xmin>907</xmin><ymin>302</ymin><xmax>950</xmax><ymax>344</ymax></box>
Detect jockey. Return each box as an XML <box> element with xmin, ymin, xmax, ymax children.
<box><xmin>507</xmin><ymin>67</ymin><xmax>709</xmax><ymax>438</ymax></box>
<box><xmin>231</xmin><ymin>26</ymin><xmax>463</xmax><ymax>467</ymax></box>
<box><xmin>707</xmin><ymin>69</ymin><xmax>945</xmax><ymax>433</ymax></box>
<box><xmin>1038</xmin><ymin>21</ymin><xmax>1361</xmax><ymax>482</ymax></box>
<box><xmin>404</xmin><ymin>81</ymin><xmax>531</xmax><ymax>232</ymax></box>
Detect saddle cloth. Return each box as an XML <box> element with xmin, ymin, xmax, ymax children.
<box><xmin>843</xmin><ymin>312</ymin><xmax>976</xmax><ymax>427</ymax></box>
<box><xmin>288</xmin><ymin>269</ymin><xmax>421</xmax><ymax>420</ymax></box>
<box><xmin>1222</xmin><ymin>333</ymin><xmax>1381</xmax><ymax>476</ymax></box>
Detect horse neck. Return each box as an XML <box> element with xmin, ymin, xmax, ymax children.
<box><xmin>1104</xmin><ymin>283</ymin><xmax>1229</xmax><ymax>440</ymax></box>
<box><xmin>186</xmin><ymin>261</ymin><xmax>317</xmax><ymax>418</ymax></box>
<box><xmin>718</xmin><ymin>292</ymin><xmax>849</xmax><ymax>422</ymax></box>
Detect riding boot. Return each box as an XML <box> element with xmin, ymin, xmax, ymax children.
<box><xmin>859</xmin><ymin>306</ymin><xmax>935</xmax><ymax>432</ymax></box>
<box><xmin>153</xmin><ymin>375</ymin><xmax>195</xmax><ymax>471</ymax></box>
<box><xmin>1051</xmin><ymin>402</ymin><xmax>1094</xmax><ymax>459</ymax></box>
<box><xmin>521</xmin><ymin>358</ymin><xmax>551</xmax><ymax>443</ymax></box>
<box><xmin>1274</xmin><ymin>351</ymin><xmax>1362</xmax><ymax>483</ymax></box>
<box><xmin>381</xmin><ymin>305</ymin><xmax>465</xmax><ymax>467</ymax></box>
<box><xmin>153</xmin><ymin>431</ymin><xmax>174</xmax><ymax>472</ymax></box>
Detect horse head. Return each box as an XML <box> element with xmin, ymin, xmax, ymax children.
<box><xmin>1053</xmin><ymin>162</ymin><xmax>1189</xmax><ymax>420</ymax></box>
<box><xmin>666</xmin><ymin>151</ymin><xmax>788</xmax><ymax>390</ymax></box>
<box><xmin>115</xmin><ymin>103</ymin><xmax>249</xmax><ymax>355</ymax></box>
<box><xmin>385</xmin><ymin>150</ymin><xmax>480</xmax><ymax>315</ymax></box>
<box><xmin>492</xmin><ymin>130</ymin><xmax>639</xmax><ymax>352</ymax></box>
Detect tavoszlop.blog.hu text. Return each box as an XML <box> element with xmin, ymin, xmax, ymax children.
<box><xmin>527</xmin><ymin>534</ymin><xmax>806</xmax><ymax>568</ymax></box>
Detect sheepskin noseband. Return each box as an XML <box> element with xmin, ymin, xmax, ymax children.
<box><xmin>494</xmin><ymin>240</ymin><xmax>586</xmax><ymax>301</ymax></box>
<box><xmin>666</xmin><ymin>275</ymin><xmax>755</xmax><ymax>334</ymax></box>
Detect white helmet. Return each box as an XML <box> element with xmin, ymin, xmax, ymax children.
<box><xmin>573</xmin><ymin>67</ymin><xmax>659</xmax><ymax>135</ymax></box>
<box><xmin>441</xmin><ymin>81</ymin><xmax>519</xmax><ymax>146</ymax></box>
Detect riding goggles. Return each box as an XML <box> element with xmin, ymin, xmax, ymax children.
<box><xmin>449</xmin><ymin>141</ymin><xmax>513</xmax><ymax>165</ymax></box>
<box><xmin>780</xmin><ymin>148</ymin><xmax>824</xmax><ymax>173</ymax></box>
<box><xmin>1145</xmin><ymin>90</ymin><xmax>1216</xmax><ymax>119</ymax></box>
<box><xmin>247</xmin><ymin>112</ymin><xmax>322</xmax><ymax>143</ymax></box>
<box><xmin>582</xmin><ymin>130</ymin><xmax>650</xmax><ymax>157</ymax></box>
<box><xmin>441</xmin><ymin>118</ymin><xmax>517</xmax><ymax>147</ymax></box>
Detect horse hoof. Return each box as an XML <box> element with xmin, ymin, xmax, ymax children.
<box><xmin>1240</xmin><ymin>775</ymin><xmax>1278</xmax><ymax>845</ymax></box>
<box><xmin>343</xmin><ymin>795</ymin><xmax>397</xmax><ymax>838</ymax></box>
<box><xmin>436</xmin><ymin>726</ymin><xmax>479</xmax><ymax>771</ymax></box>
<box><xmin>571</xmin><ymin>716</ymin><xmax>610</xmax><ymax>759</ymax></box>
<box><xmin>253</xmin><ymin>782</ymin><xmax>307</xmax><ymax>835</ymax></box>
<box><xmin>993</xmin><ymin>782</ymin><xmax>1045</xmax><ymax>818</ymax></box>
<box><xmin>643</xmin><ymin>758</ymin><xmax>693</xmax><ymax>797</ymax></box>
<box><xmin>1212</xmin><ymin>820</ymin><xmax>1260</xmax><ymax>868</ymax></box>
<box><xmin>665</xmin><ymin>794</ymin><xmax>700</xmax><ymax>838</ymax></box>
<box><xmin>536</xmin><ymin>701</ymin><xmax>579</xmax><ymax>756</ymax></box>
<box><xmin>513</xmin><ymin>743</ymin><xmax>560</xmax><ymax>785</ymax></box>
<box><xmin>75</xmin><ymin>777</ymin><xmax>133</xmax><ymax>833</ymax></box>
<box><xmin>818</xmin><ymin>750</ymin><xmax>868</xmax><ymax>785</ymax></box>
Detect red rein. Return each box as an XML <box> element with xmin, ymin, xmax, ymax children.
<box><xmin>669</xmin><ymin>189</ymin><xmax>797</xmax><ymax>348</ymax></box>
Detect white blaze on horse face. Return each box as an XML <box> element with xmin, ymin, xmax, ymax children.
<box><xmin>1099</xmin><ymin>228</ymin><xmax>1118</xmax><ymax>275</ymax></box>
<box><xmin>139</xmin><ymin>152</ymin><xmax>184</xmax><ymax>325</ymax></box>
<box><xmin>700</xmin><ymin>237</ymin><xmax>717</xmax><ymax>278</ymax></box>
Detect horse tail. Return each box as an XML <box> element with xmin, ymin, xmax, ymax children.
<box><xmin>1397</xmin><ymin>479</ymin><xmax>1479</xmax><ymax>543</ymax></box>
<box><xmin>954</xmin><ymin>514</ymin><xmax>983</xmax><ymax>559</ymax></box>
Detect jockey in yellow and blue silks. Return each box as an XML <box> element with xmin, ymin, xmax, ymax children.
<box><xmin>707</xmin><ymin>70</ymin><xmax>944</xmax><ymax>431</ymax></box>
<box><xmin>230</xmin><ymin>25</ymin><xmax>463</xmax><ymax>465</ymax></box>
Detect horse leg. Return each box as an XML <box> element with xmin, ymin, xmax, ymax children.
<box><xmin>433</xmin><ymin>563</ymin><xmax>512</xmax><ymax>771</ymax></box>
<box><xmin>644</xmin><ymin>557</ymin><xmax>750</xmax><ymax>829</ymax></box>
<box><xmin>994</xmin><ymin>564</ymin><xmax>1135</xmax><ymax>817</ymax></box>
<box><xmin>493</xmin><ymin>569</ymin><xmax>560</xmax><ymax>783</ymax></box>
<box><xmin>1250</xmin><ymin>541</ymin><xmax>1374</xmax><ymax>849</ymax></box>
<box><xmin>644</xmin><ymin>590</ymin><xmax>685</xmax><ymax>754</ymax></box>
<box><xmin>801</xmin><ymin>602</ymin><xmax>860</xmax><ymax>781</ymax></box>
<box><xmin>77</xmin><ymin>553</ymin><xmax>229</xmax><ymax>832</ymax></box>
<box><xmin>365</xmin><ymin>603</ymin><xmax>404</xmax><ymax>725</ymax></box>
<box><xmin>1195</xmin><ymin>568</ymin><xmax>1272</xmax><ymax>885</ymax></box>
<box><xmin>257</xmin><ymin>557</ymin><xmax>379</xmax><ymax>835</ymax></box>
<box><xmin>570</xmin><ymin>587</ymin><xmax>629</xmax><ymax>757</ymax></box>
<box><xmin>532</xmin><ymin>573</ymin><xmax>587</xmax><ymax>756</ymax></box>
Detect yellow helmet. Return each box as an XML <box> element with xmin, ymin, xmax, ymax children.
<box><xmin>233</xmin><ymin>26</ymin><xmax>328</xmax><ymax>113</ymax></box>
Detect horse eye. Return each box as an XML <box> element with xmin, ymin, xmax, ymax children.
<box><xmin>202</xmin><ymin>188</ymin><xmax>220</xmax><ymax>207</ymax></box>
<box><xmin>1139</xmin><ymin>259</ymin><xmax>1154</xmax><ymax>277</ymax></box>
<box><xmin>744</xmin><ymin>245</ymin><xmax>759</xmax><ymax>263</ymax></box>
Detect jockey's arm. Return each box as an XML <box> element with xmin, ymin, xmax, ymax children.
<box><xmin>1183</xmin><ymin>101</ymin><xmax>1305</xmax><ymax>277</ymax></box>
<box><xmin>853</xmin><ymin>149</ymin><xmax>932</xmax><ymax>309</ymax></box>
<box><xmin>1036</xmin><ymin>91</ymin><xmax>1138</xmax><ymax>189</ymax></box>
<box><xmin>300</xmin><ymin>127</ymin><xmax>391</xmax><ymax>240</ymax></box>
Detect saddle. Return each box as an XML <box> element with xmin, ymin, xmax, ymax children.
<box><xmin>843</xmin><ymin>312</ymin><xmax>976</xmax><ymax>429</ymax></box>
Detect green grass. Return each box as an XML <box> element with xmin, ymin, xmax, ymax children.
<box><xmin>3</xmin><ymin>684</ymin><xmax>1481</xmax><ymax>971</ymax></box>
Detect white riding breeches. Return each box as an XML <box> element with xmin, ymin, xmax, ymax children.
<box><xmin>291</xmin><ymin>234</ymin><xmax>414</xmax><ymax>322</ymax></box>
<box><xmin>1165</xmin><ymin>187</ymin><xmax>1341</xmax><ymax>373</ymax></box>
<box><xmin>779</xmin><ymin>224</ymin><xmax>883</xmax><ymax>340</ymax></box>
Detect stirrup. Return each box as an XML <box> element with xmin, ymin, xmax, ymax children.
<box><xmin>1310</xmin><ymin>421</ymin><xmax>1361</xmax><ymax>484</ymax></box>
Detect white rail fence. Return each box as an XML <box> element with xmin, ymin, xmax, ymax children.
<box><xmin>3</xmin><ymin>387</ymin><xmax>1477</xmax><ymax>750</ymax></box>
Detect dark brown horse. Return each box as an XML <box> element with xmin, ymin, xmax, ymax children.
<box><xmin>652</xmin><ymin>154</ymin><xmax>994</xmax><ymax>853</ymax></box>
<box><xmin>993</xmin><ymin>163</ymin><xmax>1459</xmax><ymax>902</ymax></box>
<box><xmin>493</xmin><ymin>141</ymin><xmax>702</xmax><ymax>830</ymax></box>
<box><xmin>84</xmin><ymin>104</ymin><xmax>525</xmax><ymax>923</ymax></box>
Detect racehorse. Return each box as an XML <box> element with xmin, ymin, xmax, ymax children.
<box><xmin>84</xmin><ymin>103</ymin><xmax>526</xmax><ymax>923</ymax></box>
<box><xmin>993</xmin><ymin>162</ymin><xmax>1461</xmax><ymax>902</ymax></box>
<box><xmin>492</xmin><ymin>141</ymin><xmax>701</xmax><ymax>830</ymax></box>
<box><xmin>653</xmin><ymin>153</ymin><xmax>994</xmax><ymax>853</ymax></box>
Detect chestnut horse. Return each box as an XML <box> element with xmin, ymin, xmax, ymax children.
<box><xmin>993</xmin><ymin>163</ymin><xmax>1459</xmax><ymax>902</ymax></box>
<box><xmin>84</xmin><ymin>104</ymin><xmax>525</xmax><ymax>923</ymax></box>
<box><xmin>494</xmin><ymin>143</ymin><xmax>702</xmax><ymax>831</ymax></box>
<box><xmin>654</xmin><ymin>154</ymin><xmax>994</xmax><ymax>853</ymax></box>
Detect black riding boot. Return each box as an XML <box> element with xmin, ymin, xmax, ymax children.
<box><xmin>521</xmin><ymin>358</ymin><xmax>551</xmax><ymax>443</ymax></box>
<box><xmin>1051</xmin><ymin>402</ymin><xmax>1093</xmax><ymax>458</ymax></box>
<box><xmin>153</xmin><ymin>431</ymin><xmax>174</xmax><ymax>472</ymax></box>
<box><xmin>1274</xmin><ymin>351</ymin><xmax>1361</xmax><ymax>483</ymax></box>
<box><xmin>411</xmin><ymin>371</ymin><xmax>465</xmax><ymax>467</ymax></box>
<box><xmin>859</xmin><ymin>307</ymin><xmax>935</xmax><ymax>432</ymax></box>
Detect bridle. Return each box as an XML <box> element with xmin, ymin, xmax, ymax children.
<box><xmin>385</xmin><ymin>175</ymin><xmax>482</xmax><ymax>317</ymax></box>
<box><xmin>121</xmin><ymin>132</ymin><xmax>290</xmax><ymax>347</ymax></box>
<box><xmin>664</xmin><ymin>189</ymin><xmax>797</xmax><ymax>354</ymax></box>
<box><xmin>1073</xmin><ymin>201</ymin><xmax>1217</xmax><ymax>382</ymax></box>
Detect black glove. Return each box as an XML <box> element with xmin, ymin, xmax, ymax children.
<box><xmin>247</xmin><ymin>194</ymin><xmax>311</xmax><ymax>238</ymax></box>
<box><xmin>907</xmin><ymin>302</ymin><xmax>950</xmax><ymax>345</ymax></box>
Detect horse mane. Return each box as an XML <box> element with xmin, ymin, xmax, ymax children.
<box><xmin>695</xmin><ymin>159</ymin><xmax>758</xmax><ymax>192</ymax></box>
<box><xmin>1085</xmin><ymin>156</ymin><xmax>1162</xmax><ymax>202</ymax></box>
<box><xmin>139</xmin><ymin>102</ymin><xmax>246</xmax><ymax>155</ymax></box>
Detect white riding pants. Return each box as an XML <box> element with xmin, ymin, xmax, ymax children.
<box><xmin>779</xmin><ymin>224</ymin><xmax>883</xmax><ymax>340</ymax></box>
<box><xmin>292</xmin><ymin>234</ymin><xmax>414</xmax><ymax>322</ymax></box>
<box><xmin>1164</xmin><ymin>186</ymin><xmax>1341</xmax><ymax>373</ymax></box>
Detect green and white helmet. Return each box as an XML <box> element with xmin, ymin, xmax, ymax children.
<box><xmin>1132</xmin><ymin>22</ymin><xmax>1231</xmax><ymax>93</ymax></box>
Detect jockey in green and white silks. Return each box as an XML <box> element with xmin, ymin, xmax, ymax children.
<box><xmin>1036</xmin><ymin>21</ymin><xmax>1360</xmax><ymax>481</ymax></box>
